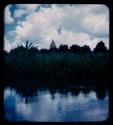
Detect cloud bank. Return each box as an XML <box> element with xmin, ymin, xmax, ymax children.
<box><xmin>4</xmin><ymin>4</ymin><xmax>109</xmax><ymax>52</ymax></box>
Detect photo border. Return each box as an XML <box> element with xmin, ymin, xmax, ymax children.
<box><xmin>0</xmin><ymin>0</ymin><xmax>112</xmax><ymax>125</ymax></box>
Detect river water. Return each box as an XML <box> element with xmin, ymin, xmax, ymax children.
<box><xmin>4</xmin><ymin>87</ymin><xmax>109</xmax><ymax>122</ymax></box>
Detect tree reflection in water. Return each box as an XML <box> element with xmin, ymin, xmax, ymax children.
<box><xmin>4</xmin><ymin>78</ymin><xmax>109</xmax><ymax>121</ymax></box>
<box><xmin>4</xmin><ymin>85</ymin><xmax>108</xmax><ymax>121</ymax></box>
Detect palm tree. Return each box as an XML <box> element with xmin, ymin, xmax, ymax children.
<box><xmin>18</xmin><ymin>40</ymin><xmax>38</xmax><ymax>58</ymax></box>
<box><xmin>25</xmin><ymin>40</ymin><xmax>32</xmax><ymax>59</ymax></box>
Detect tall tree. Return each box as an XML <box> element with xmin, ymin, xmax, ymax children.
<box><xmin>93</xmin><ymin>41</ymin><xmax>107</xmax><ymax>53</ymax></box>
<box><xmin>70</xmin><ymin>44</ymin><xmax>81</xmax><ymax>54</ymax></box>
<box><xmin>59</xmin><ymin>44</ymin><xmax>68</xmax><ymax>53</ymax></box>
<box><xmin>81</xmin><ymin>45</ymin><xmax>91</xmax><ymax>54</ymax></box>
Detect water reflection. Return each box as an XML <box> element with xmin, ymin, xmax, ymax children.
<box><xmin>4</xmin><ymin>87</ymin><xmax>109</xmax><ymax>122</ymax></box>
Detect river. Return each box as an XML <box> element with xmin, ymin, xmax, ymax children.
<box><xmin>4</xmin><ymin>87</ymin><xmax>109</xmax><ymax>122</ymax></box>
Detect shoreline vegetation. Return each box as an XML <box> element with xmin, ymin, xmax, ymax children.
<box><xmin>4</xmin><ymin>40</ymin><xmax>109</xmax><ymax>89</ymax></box>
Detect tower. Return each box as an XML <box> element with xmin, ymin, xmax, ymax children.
<box><xmin>49</xmin><ymin>39</ymin><xmax>56</xmax><ymax>49</ymax></box>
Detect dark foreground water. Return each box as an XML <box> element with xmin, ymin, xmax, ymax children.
<box><xmin>4</xmin><ymin>87</ymin><xmax>109</xmax><ymax>122</ymax></box>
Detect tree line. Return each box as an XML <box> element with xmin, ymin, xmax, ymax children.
<box><xmin>4</xmin><ymin>40</ymin><xmax>109</xmax><ymax>88</ymax></box>
<box><xmin>4</xmin><ymin>40</ymin><xmax>108</xmax><ymax>56</ymax></box>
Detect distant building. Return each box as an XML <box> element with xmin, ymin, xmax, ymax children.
<box><xmin>49</xmin><ymin>40</ymin><xmax>56</xmax><ymax>49</ymax></box>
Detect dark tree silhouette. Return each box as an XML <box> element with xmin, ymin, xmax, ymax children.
<box><xmin>59</xmin><ymin>44</ymin><xmax>68</xmax><ymax>53</ymax></box>
<box><xmin>70</xmin><ymin>44</ymin><xmax>81</xmax><ymax>54</ymax></box>
<box><xmin>81</xmin><ymin>45</ymin><xmax>91</xmax><ymax>54</ymax></box>
<box><xmin>10</xmin><ymin>40</ymin><xmax>39</xmax><ymax>57</ymax></box>
<box><xmin>49</xmin><ymin>48</ymin><xmax>58</xmax><ymax>53</ymax></box>
<box><xmin>93</xmin><ymin>41</ymin><xmax>107</xmax><ymax>53</ymax></box>
<box><xmin>10</xmin><ymin>45</ymin><xmax>25</xmax><ymax>56</ymax></box>
<box><xmin>40</xmin><ymin>49</ymin><xmax>48</xmax><ymax>54</ymax></box>
<box><xmin>4</xmin><ymin>50</ymin><xmax>8</xmax><ymax>56</ymax></box>
<box><xmin>4</xmin><ymin>40</ymin><xmax>109</xmax><ymax>88</ymax></box>
<box><xmin>29</xmin><ymin>47</ymin><xmax>39</xmax><ymax>55</ymax></box>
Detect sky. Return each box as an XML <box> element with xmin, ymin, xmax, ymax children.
<box><xmin>4</xmin><ymin>4</ymin><xmax>109</xmax><ymax>52</ymax></box>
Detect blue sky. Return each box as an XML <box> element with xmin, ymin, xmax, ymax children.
<box><xmin>4</xmin><ymin>4</ymin><xmax>109</xmax><ymax>52</ymax></box>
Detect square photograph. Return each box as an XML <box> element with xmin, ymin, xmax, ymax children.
<box><xmin>4</xmin><ymin>4</ymin><xmax>109</xmax><ymax>122</ymax></box>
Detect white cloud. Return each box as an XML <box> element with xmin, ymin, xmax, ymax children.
<box><xmin>13</xmin><ymin>5</ymin><xmax>64</xmax><ymax>49</ymax></box>
<box><xmin>61</xmin><ymin>5</ymin><xmax>109</xmax><ymax>37</ymax></box>
<box><xmin>83</xmin><ymin>14</ymin><xmax>109</xmax><ymax>37</ymax></box>
<box><xmin>16</xmin><ymin>103</ymin><xmax>31</xmax><ymax>116</ymax></box>
<box><xmin>5</xmin><ymin>5</ymin><xmax>14</xmax><ymax>24</ymax></box>
<box><xmin>5</xmin><ymin>4</ymin><xmax>109</xmax><ymax>51</ymax></box>
<box><xmin>4</xmin><ymin>37</ymin><xmax>11</xmax><ymax>52</ymax></box>
<box><xmin>14</xmin><ymin>4</ymin><xmax>40</xmax><ymax>18</ymax></box>
<box><xmin>88</xmin><ymin>4</ymin><xmax>109</xmax><ymax>15</ymax></box>
<box><xmin>16</xmin><ymin>4</ymin><xmax>40</xmax><ymax>12</ymax></box>
<box><xmin>4</xmin><ymin>37</ymin><xmax>18</xmax><ymax>52</ymax></box>
<box><xmin>14</xmin><ymin>9</ymin><xmax>27</xmax><ymax>18</ymax></box>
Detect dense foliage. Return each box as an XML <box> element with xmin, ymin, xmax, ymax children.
<box><xmin>4</xmin><ymin>40</ymin><xmax>109</xmax><ymax>88</ymax></box>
